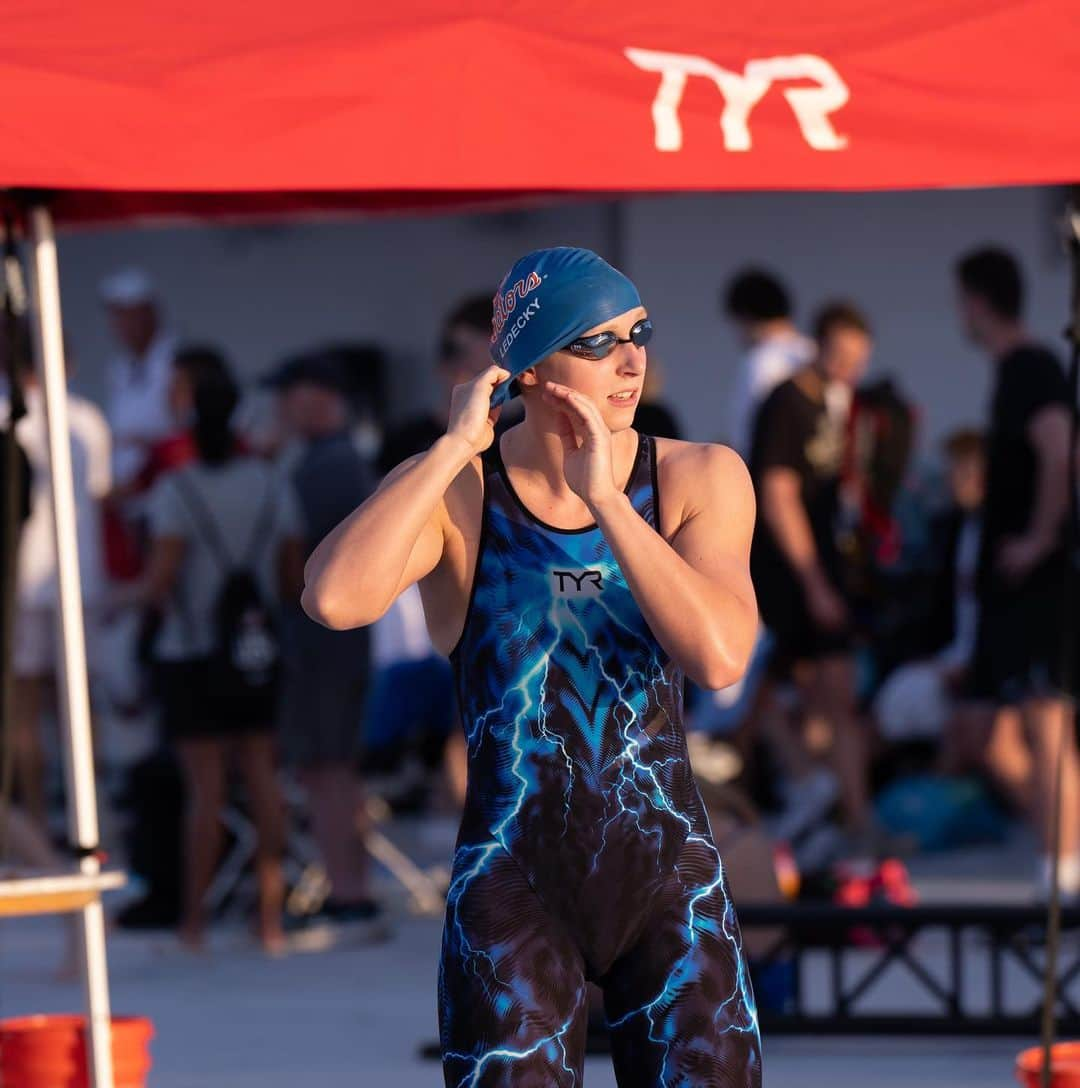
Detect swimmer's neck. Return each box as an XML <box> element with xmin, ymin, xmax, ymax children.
<box><xmin>499</xmin><ymin>418</ymin><xmax>639</xmax><ymax>499</ymax></box>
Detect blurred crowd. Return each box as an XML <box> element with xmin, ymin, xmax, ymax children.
<box><xmin>0</xmin><ymin>243</ymin><xmax>1075</xmax><ymax>969</ymax></box>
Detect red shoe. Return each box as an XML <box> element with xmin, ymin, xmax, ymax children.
<box><xmin>872</xmin><ymin>858</ymin><xmax>918</xmax><ymax>908</ymax></box>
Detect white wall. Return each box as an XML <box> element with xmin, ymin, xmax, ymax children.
<box><xmin>54</xmin><ymin>186</ymin><xmax>1071</xmax><ymax>453</ymax></box>
<box><xmin>56</xmin><ymin>201</ymin><xmax>618</xmax><ymax>423</ymax></box>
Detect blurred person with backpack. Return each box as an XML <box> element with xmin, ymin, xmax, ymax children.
<box><xmin>133</xmin><ymin>346</ymin><xmax>305</xmax><ymax>952</ymax></box>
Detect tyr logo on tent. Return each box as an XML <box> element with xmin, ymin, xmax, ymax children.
<box><xmin>624</xmin><ymin>49</ymin><xmax>849</xmax><ymax>153</ymax></box>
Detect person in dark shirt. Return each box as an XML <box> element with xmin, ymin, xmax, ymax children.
<box><xmin>749</xmin><ymin>302</ymin><xmax>872</xmax><ymax>843</ymax></box>
<box><xmin>955</xmin><ymin>245</ymin><xmax>1078</xmax><ymax>898</ymax></box>
<box><xmin>268</xmin><ymin>352</ymin><xmax>383</xmax><ymax>926</ymax></box>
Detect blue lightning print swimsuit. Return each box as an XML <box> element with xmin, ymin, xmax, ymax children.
<box><xmin>439</xmin><ymin>431</ymin><xmax>761</xmax><ymax>1087</ymax></box>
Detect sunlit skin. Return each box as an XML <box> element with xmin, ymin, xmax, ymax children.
<box><xmin>523</xmin><ymin>305</ymin><xmax>649</xmax><ymax>427</ymax></box>
<box><xmin>299</xmin><ymin>292</ymin><xmax>762</xmax><ymax>1078</ymax></box>
<box><xmin>302</xmin><ymin>301</ymin><xmax>757</xmax><ymax>688</ymax></box>
<box><xmin>505</xmin><ymin>306</ymin><xmax>648</xmax><ymax>511</ymax></box>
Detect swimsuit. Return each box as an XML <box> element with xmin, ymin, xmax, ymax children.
<box><xmin>440</xmin><ymin>431</ymin><xmax>761</xmax><ymax>1087</ymax></box>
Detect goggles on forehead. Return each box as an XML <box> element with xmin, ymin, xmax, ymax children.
<box><xmin>564</xmin><ymin>317</ymin><xmax>653</xmax><ymax>361</ymax></box>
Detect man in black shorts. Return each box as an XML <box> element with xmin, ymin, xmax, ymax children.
<box><xmin>749</xmin><ymin>302</ymin><xmax>873</xmax><ymax>845</ymax></box>
<box><xmin>955</xmin><ymin>246</ymin><xmax>1080</xmax><ymax>899</ymax></box>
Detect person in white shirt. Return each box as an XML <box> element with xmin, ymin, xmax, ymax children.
<box><xmin>100</xmin><ymin>268</ymin><xmax>177</xmax><ymax>493</ymax></box>
<box><xmin>1</xmin><ymin>333</ymin><xmax>111</xmax><ymax>832</ymax></box>
<box><xmin>141</xmin><ymin>347</ymin><xmax>304</xmax><ymax>953</ymax></box>
<box><xmin>722</xmin><ymin>269</ymin><xmax>815</xmax><ymax>459</ymax></box>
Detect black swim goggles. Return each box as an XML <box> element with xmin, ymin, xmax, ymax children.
<box><xmin>563</xmin><ymin>317</ymin><xmax>653</xmax><ymax>361</ymax></box>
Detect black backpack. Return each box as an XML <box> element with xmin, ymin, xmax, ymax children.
<box><xmin>172</xmin><ymin>472</ymin><xmax>281</xmax><ymax>711</ymax></box>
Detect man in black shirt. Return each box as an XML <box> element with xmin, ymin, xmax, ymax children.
<box><xmin>749</xmin><ymin>302</ymin><xmax>872</xmax><ymax>842</ymax></box>
<box><xmin>955</xmin><ymin>245</ymin><xmax>1079</xmax><ymax>898</ymax></box>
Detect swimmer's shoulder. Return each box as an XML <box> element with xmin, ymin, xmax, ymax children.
<box><xmin>651</xmin><ymin>435</ymin><xmax>753</xmax><ymax>537</ymax></box>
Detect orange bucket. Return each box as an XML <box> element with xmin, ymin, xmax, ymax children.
<box><xmin>1016</xmin><ymin>1042</ymin><xmax>1080</xmax><ymax>1088</ymax></box>
<box><xmin>0</xmin><ymin>1014</ymin><xmax>153</xmax><ymax>1088</ymax></box>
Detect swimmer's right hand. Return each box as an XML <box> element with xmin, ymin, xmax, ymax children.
<box><xmin>446</xmin><ymin>365</ymin><xmax>511</xmax><ymax>455</ymax></box>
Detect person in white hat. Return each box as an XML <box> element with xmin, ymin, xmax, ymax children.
<box><xmin>99</xmin><ymin>267</ymin><xmax>178</xmax><ymax>494</ymax></box>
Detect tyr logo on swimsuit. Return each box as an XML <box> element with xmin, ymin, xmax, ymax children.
<box><xmin>552</xmin><ymin>569</ymin><xmax>604</xmax><ymax>596</ymax></box>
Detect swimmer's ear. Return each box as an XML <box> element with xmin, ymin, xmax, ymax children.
<box><xmin>516</xmin><ymin>367</ymin><xmax>540</xmax><ymax>394</ymax></box>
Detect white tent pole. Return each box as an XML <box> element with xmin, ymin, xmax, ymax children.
<box><xmin>26</xmin><ymin>203</ymin><xmax>115</xmax><ymax>1088</ymax></box>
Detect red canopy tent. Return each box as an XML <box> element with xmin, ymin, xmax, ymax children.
<box><xmin>1</xmin><ymin>4</ymin><xmax>1078</xmax><ymax>1084</ymax></box>
<box><xmin>2</xmin><ymin>0</ymin><xmax>1079</xmax><ymax>222</ymax></box>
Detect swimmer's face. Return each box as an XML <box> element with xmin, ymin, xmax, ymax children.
<box><xmin>519</xmin><ymin>306</ymin><xmax>648</xmax><ymax>429</ymax></box>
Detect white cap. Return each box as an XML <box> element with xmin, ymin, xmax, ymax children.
<box><xmin>99</xmin><ymin>267</ymin><xmax>155</xmax><ymax>307</ymax></box>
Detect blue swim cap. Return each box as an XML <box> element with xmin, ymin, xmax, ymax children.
<box><xmin>489</xmin><ymin>247</ymin><xmax>642</xmax><ymax>407</ymax></box>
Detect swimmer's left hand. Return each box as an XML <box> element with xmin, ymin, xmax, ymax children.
<box><xmin>542</xmin><ymin>381</ymin><xmax>618</xmax><ymax>507</ymax></box>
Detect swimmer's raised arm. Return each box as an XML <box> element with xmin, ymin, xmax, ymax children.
<box><xmin>301</xmin><ymin>365</ymin><xmax>509</xmax><ymax>629</ymax></box>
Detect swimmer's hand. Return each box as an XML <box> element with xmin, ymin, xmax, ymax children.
<box><xmin>542</xmin><ymin>381</ymin><xmax>618</xmax><ymax>508</ymax></box>
<box><xmin>447</xmin><ymin>365</ymin><xmax>510</xmax><ymax>455</ymax></box>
